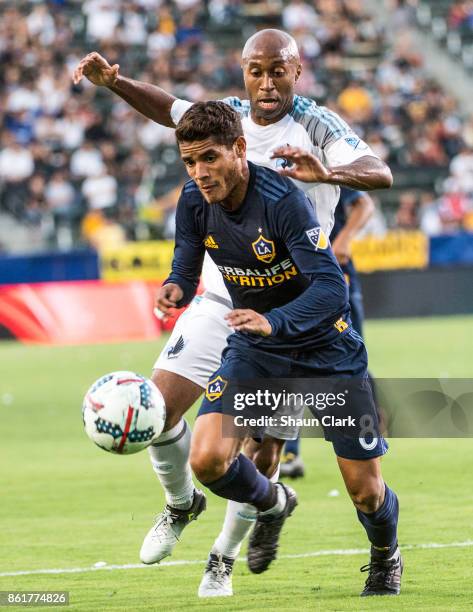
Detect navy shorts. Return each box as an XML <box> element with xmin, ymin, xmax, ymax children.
<box><xmin>199</xmin><ymin>329</ymin><xmax>388</xmax><ymax>461</ymax></box>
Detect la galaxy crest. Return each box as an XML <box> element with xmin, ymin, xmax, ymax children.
<box><xmin>205</xmin><ymin>375</ymin><xmax>227</xmax><ymax>402</ymax></box>
<box><xmin>252</xmin><ymin>232</ymin><xmax>276</xmax><ymax>264</ymax></box>
<box><xmin>306</xmin><ymin>227</ymin><xmax>329</xmax><ymax>251</ymax></box>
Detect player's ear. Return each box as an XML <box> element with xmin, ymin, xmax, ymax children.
<box><xmin>295</xmin><ymin>63</ymin><xmax>302</xmax><ymax>82</ymax></box>
<box><xmin>234</xmin><ymin>136</ymin><xmax>247</xmax><ymax>158</ymax></box>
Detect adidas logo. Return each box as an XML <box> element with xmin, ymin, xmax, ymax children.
<box><xmin>204</xmin><ymin>235</ymin><xmax>219</xmax><ymax>249</ymax></box>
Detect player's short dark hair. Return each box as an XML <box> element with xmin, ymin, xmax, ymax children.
<box><xmin>175</xmin><ymin>101</ymin><xmax>243</xmax><ymax>148</ymax></box>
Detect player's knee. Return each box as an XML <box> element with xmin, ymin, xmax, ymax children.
<box><xmin>347</xmin><ymin>478</ymin><xmax>384</xmax><ymax>513</ymax></box>
<box><xmin>190</xmin><ymin>448</ymin><xmax>229</xmax><ymax>484</ymax></box>
<box><xmin>163</xmin><ymin>408</ymin><xmax>182</xmax><ymax>431</ymax></box>
<box><xmin>151</xmin><ymin>371</ymin><xmax>188</xmax><ymax>431</ymax></box>
<box><xmin>158</xmin><ymin>403</ymin><xmax>182</xmax><ymax>431</ymax></box>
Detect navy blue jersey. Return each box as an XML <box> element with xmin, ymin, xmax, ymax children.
<box><xmin>166</xmin><ymin>162</ymin><xmax>350</xmax><ymax>350</ymax></box>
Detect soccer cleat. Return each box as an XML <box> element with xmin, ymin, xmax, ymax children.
<box><xmin>198</xmin><ymin>552</ymin><xmax>234</xmax><ymax>597</ymax></box>
<box><xmin>247</xmin><ymin>483</ymin><xmax>298</xmax><ymax>574</ymax></box>
<box><xmin>140</xmin><ymin>489</ymin><xmax>207</xmax><ymax>564</ymax></box>
<box><xmin>280</xmin><ymin>453</ymin><xmax>305</xmax><ymax>479</ymax></box>
<box><xmin>360</xmin><ymin>546</ymin><xmax>403</xmax><ymax>596</ymax></box>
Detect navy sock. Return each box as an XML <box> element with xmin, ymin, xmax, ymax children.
<box><xmin>284</xmin><ymin>436</ymin><xmax>300</xmax><ymax>456</ymax></box>
<box><xmin>356</xmin><ymin>484</ymin><xmax>399</xmax><ymax>557</ymax></box>
<box><xmin>206</xmin><ymin>453</ymin><xmax>277</xmax><ymax>511</ymax></box>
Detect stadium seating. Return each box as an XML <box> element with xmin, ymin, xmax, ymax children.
<box><xmin>417</xmin><ymin>0</ymin><xmax>473</xmax><ymax>70</ymax></box>
<box><xmin>0</xmin><ymin>0</ymin><xmax>470</xmax><ymax>251</ymax></box>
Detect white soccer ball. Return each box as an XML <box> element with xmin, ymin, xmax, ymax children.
<box><xmin>82</xmin><ymin>371</ymin><xmax>166</xmax><ymax>454</ymax></box>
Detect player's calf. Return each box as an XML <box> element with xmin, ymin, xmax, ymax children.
<box><xmin>141</xmin><ymin>369</ymin><xmax>205</xmax><ymax>565</ymax></box>
<box><xmin>245</xmin><ymin>436</ymin><xmax>285</xmax><ymax>477</ymax></box>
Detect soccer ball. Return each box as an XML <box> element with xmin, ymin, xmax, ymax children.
<box><xmin>82</xmin><ymin>371</ymin><xmax>166</xmax><ymax>454</ymax></box>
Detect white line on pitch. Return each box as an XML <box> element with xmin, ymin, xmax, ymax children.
<box><xmin>1</xmin><ymin>540</ymin><xmax>472</xmax><ymax>578</ymax></box>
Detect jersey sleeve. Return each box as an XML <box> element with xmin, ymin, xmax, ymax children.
<box><xmin>324</xmin><ymin>133</ymin><xmax>377</xmax><ymax>166</ymax></box>
<box><xmin>264</xmin><ymin>190</ymin><xmax>348</xmax><ymax>340</ymax></box>
<box><xmin>293</xmin><ymin>98</ymin><xmax>376</xmax><ymax>164</ymax></box>
<box><xmin>220</xmin><ymin>96</ymin><xmax>251</xmax><ymax>117</ymax></box>
<box><xmin>171</xmin><ymin>97</ymin><xmax>249</xmax><ymax>125</ymax></box>
<box><xmin>164</xmin><ymin>188</ymin><xmax>205</xmax><ymax>306</ymax></box>
<box><xmin>170</xmin><ymin>99</ymin><xmax>194</xmax><ymax>126</ymax></box>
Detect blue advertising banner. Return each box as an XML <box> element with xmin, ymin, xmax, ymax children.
<box><xmin>0</xmin><ymin>250</ymin><xmax>100</xmax><ymax>285</ymax></box>
<box><xmin>430</xmin><ymin>232</ymin><xmax>473</xmax><ymax>266</ymax></box>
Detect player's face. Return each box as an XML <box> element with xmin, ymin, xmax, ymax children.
<box><xmin>179</xmin><ymin>137</ymin><xmax>245</xmax><ymax>204</ymax></box>
<box><xmin>242</xmin><ymin>55</ymin><xmax>301</xmax><ymax>125</ymax></box>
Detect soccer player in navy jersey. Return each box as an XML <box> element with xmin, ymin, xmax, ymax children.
<box><xmin>281</xmin><ymin>187</ymin><xmax>374</xmax><ymax>477</ymax></box>
<box><xmin>73</xmin><ymin>30</ymin><xmax>393</xmax><ymax>597</ymax></box>
<box><xmin>155</xmin><ymin>100</ymin><xmax>402</xmax><ymax>596</ymax></box>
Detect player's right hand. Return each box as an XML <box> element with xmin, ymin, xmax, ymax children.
<box><xmin>155</xmin><ymin>283</ymin><xmax>183</xmax><ymax>317</ymax></box>
<box><xmin>72</xmin><ymin>52</ymin><xmax>119</xmax><ymax>87</ymax></box>
<box><xmin>270</xmin><ymin>146</ymin><xmax>330</xmax><ymax>183</ymax></box>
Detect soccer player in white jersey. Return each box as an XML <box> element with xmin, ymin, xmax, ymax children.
<box><xmin>73</xmin><ymin>29</ymin><xmax>393</xmax><ymax>597</ymax></box>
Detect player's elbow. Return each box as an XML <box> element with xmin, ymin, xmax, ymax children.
<box><xmin>375</xmin><ymin>162</ymin><xmax>393</xmax><ymax>189</ymax></box>
<box><xmin>380</xmin><ymin>165</ymin><xmax>393</xmax><ymax>189</ymax></box>
<box><xmin>360</xmin><ymin>157</ymin><xmax>393</xmax><ymax>190</ymax></box>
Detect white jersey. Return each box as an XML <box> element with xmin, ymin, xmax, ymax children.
<box><xmin>170</xmin><ymin>95</ymin><xmax>377</xmax><ymax>299</ymax></box>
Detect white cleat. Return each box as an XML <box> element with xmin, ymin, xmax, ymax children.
<box><xmin>140</xmin><ymin>489</ymin><xmax>206</xmax><ymax>564</ymax></box>
<box><xmin>198</xmin><ymin>553</ymin><xmax>234</xmax><ymax>598</ymax></box>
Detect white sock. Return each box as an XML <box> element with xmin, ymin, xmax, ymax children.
<box><xmin>148</xmin><ymin>419</ymin><xmax>195</xmax><ymax>510</ymax></box>
<box><xmin>212</xmin><ymin>463</ymin><xmax>280</xmax><ymax>559</ymax></box>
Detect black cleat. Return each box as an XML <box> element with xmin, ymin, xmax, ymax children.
<box><xmin>360</xmin><ymin>546</ymin><xmax>403</xmax><ymax>596</ymax></box>
<box><xmin>247</xmin><ymin>483</ymin><xmax>298</xmax><ymax>574</ymax></box>
<box><xmin>280</xmin><ymin>453</ymin><xmax>305</xmax><ymax>479</ymax></box>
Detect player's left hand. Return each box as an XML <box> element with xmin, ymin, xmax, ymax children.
<box><xmin>72</xmin><ymin>52</ymin><xmax>119</xmax><ymax>87</ymax></box>
<box><xmin>271</xmin><ymin>146</ymin><xmax>330</xmax><ymax>183</ymax></box>
<box><xmin>225</xmin><ymin>309</ymin><xmax>272</xmax><ymax>336</ymax></box>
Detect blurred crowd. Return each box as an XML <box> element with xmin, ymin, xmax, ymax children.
<box><xmin>449</xmin><ymin>1</ymin><xmax>473</xmax><ymax>31</ymax></box>
<box><xmin>0</xmin><ymin>0</ymin><xmax>472</xmax><ymax>253</ymax></box>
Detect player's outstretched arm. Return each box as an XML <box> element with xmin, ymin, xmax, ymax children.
<box><xmin>72</xmin><ymin>52</ymin><xmax>176</xmax><ymax>128</ymax></box>
<box><xmin>271</xmin><ymin>146</ymin><xmax>393</xmax><ymax>191</ymax></box>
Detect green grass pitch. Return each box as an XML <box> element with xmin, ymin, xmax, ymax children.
<box><xmin>1</xmin><ymin>315</ymin><xmax>472</xmax><ymax>611</ymax></box>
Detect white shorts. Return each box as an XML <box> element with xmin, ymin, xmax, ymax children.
<box><xmin>154</xmin><ymin>293</ymin><xmax>232</xmax><ymax>389</ymax></box>
<box><xmin>154</xmin><ymin>292</ymin><xmax>301</xmax><ymax>440</ymax></box>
